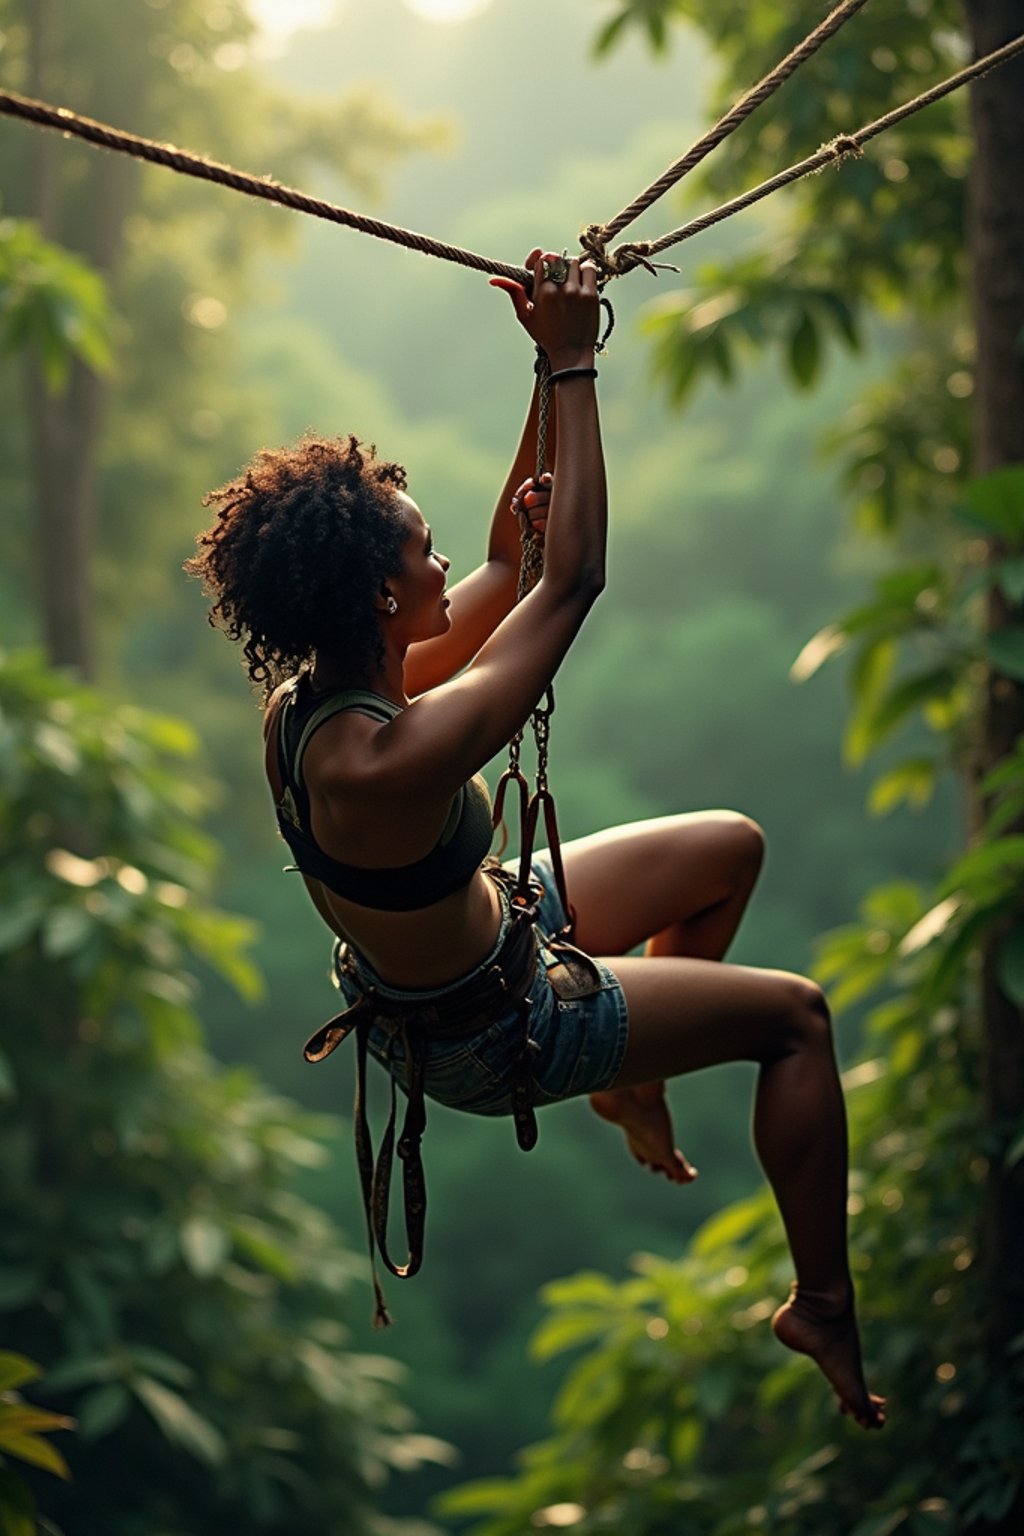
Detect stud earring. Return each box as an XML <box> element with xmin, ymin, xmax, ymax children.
<box><xmin>386</xmin><ymin>596</ymin><xmax>398</xmax><ymax>615</ymax></box>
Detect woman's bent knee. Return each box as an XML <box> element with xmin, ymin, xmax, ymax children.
<box><xmin>776</xmin><ymin>976</ymin><xmax>832</xmax><ymax>1055</ymax></box>
<box><xmin>735</xmin><ymin>814</ymin><xmax>766</xmax><ymax>876</ymax></box>
<box><xmin>705</xmin><ymin>811</ymin><xmax>767</xmax><ymax>889</ymax></box>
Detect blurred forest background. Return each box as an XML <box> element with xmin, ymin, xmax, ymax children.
<box><xmin>2</xmin><ymin>1</ymin><xmax>1022</xmax><ymax>1534</ymax></box>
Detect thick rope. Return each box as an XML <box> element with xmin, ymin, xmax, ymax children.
<box><xmin>0</xmin><ymin>87</ymin><xmax>529</xmax><ymax>287</ymax></box>
<box><xmin>610</xmin><ymin>29</ymin><xmax>1024</xmax><ymax>267</ymax></box>
<box><xmin>2</xmin><ymin>31</ymin><xmax>1022</xmax><ymax>286</ymax></box>
<box><xmin>582</xmin><ymin>0</ymin><xmax>871</xmax><ymax>275</ymax></box>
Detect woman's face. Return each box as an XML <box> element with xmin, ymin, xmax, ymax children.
<box><xmin>385</xmin><ymin>492</ymin><xmax>452</xmax><ymax>640</ymax></box>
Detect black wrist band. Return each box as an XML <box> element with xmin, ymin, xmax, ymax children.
<box><xmin>547</xmin><ymin>366</ymin><xmax>598</xmax><ymax>385</ymax></box>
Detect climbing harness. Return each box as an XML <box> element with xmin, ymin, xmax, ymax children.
<box><xmin>302</xmin><ymin>865</ymin><xmax>541</xmax><ymax>1328</ymax></box>
<box><xmin>302</xmin><ymin>859</ymin><xmax>603</xmax><ymax>1328</ymax></box>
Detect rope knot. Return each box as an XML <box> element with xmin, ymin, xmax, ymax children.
<box><xmin>578</xmin><ymin>223</ymin><xmax>616</xmax><ymax>281</ymax></box>
<box><xmin>819</xmin><ymin>133</ymin><xmax>864</xmax><ymax>169</ymax></box>
<box><xmin>579</xmin><ymin>224</ymin><xmax>677</xmax><ymax>282</ymax></box>
<box><xmin>609</xmin><ymin>240</ymin><xmax>662</xmax><ymax>277</ymax></box>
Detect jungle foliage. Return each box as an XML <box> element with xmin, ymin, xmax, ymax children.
<box><xmin>3</xmin><ymin>0</ymin><xmax>1018</xmax><ymax>1530</ymax></box>
<box><xmin>0</xmin><ymin>650</ymin><xmax>449</xmax><ymax>1536</ymax></box>
<box><xmin>436</xmin><ymin>1</ymin><xmax>1024</xmax><ymax>1532</ymax></box>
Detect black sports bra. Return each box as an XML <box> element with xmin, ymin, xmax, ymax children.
<box><xmin>273</xmin><ymin>676</ymin><xmax>494</xmax><ymax>912</ymax></box>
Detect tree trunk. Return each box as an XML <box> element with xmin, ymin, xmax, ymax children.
<box><xmin>24</xmin><ymin>0</ymin><xmax>135</xmax><ymax>680</ymax></box>
<box><xmin>963</xmin><ymin>3</ymin><xmax>1024</xmax><ymax>1531</ymax></box>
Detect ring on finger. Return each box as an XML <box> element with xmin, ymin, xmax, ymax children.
<box><xmin>540</xmin><ymin>251</ymin><xmax>570</xmax><ymax>284</ymax></box>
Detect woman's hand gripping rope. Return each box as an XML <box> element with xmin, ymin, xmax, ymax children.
<box><xmin>511</xmin><ymin>472</ymin><xmax>552</xmax><ymax>540</ymax></box>
<box><xmin>489</xmin><ymin>248</ymin><xmax>600</xmax><ymax>370</ymax></box>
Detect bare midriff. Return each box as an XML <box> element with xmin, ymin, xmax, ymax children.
<box><xmin>302</xmin><ymin>862</ymin><xmax>505</xmax><ymax>990</ymax></box>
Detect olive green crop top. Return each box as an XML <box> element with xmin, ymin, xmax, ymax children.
<box><xmin>274</xmin><ymin>677</ymin><xmax>493</xmax><ymax>912</ymax></box>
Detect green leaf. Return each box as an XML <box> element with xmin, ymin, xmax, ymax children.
<box><xmin>0</xmin><ymin>1356</ymin><xmax>42</xmax><ymax>1393</ymax></box>
<box><xmin>846</xmin><ymin>666</ymin><xmax>960</xmax><ymax>768</ymax></box>
<box><xmin>869</xmin><ymin>758</ymin><xmax>939</xmax><ymax>816</ymax></box>
<box><xmin>788</xmin><ymin>309</ymin><xmax>820</xmax><ymax>388</ymax></box>
<box><xmin>436</xmin><ymin>1477</ymin><xmax>521</xmax><ymax>1518</ymax></box>
<box><xmin>592</xmin><ymin>11</ymin><xmax>631</xmax><ymax>56</ymax></box>
<box><xmin>0</xmin><ymin>1408</ymin><xmax>75</xmax><ymax>1437</ymax></box>
<box><xmin>980</xmin><ymin>741</ymin><xmax>1024</xmax><ymax>793</ymax></box>
<box><xmin>851</xmin><ymin>634</ymin><xmax>897</xmax><ymax>704</ymax></box>
<box><xmin>132</xmin><ymin>1377</ymin><xmax>226</xmax><ymax>1466</ymax></box>
<box><xmin>540</xmin><ymin>1271</ymin><xmax>622</xmax><ymax>1309</ymax></box>
<box><xmin>992</xmin><ymin>556</ymin><xmax>1024</xmax><ymax>604</ymax></box>
<box><xmin>35</xmin><ymin>1353</ymin><xmax>116</xmax><ymax>1394</ymax></box>
<box><xmin>229</xmin><ymin>1218</ymin><xmax>299</xmax><ymax>1283</ymax></box>
<box><xmin>984</xmin><ymin>791</ymin><xmax>1024</xmax><ymax>838</ymax></box>
<box><xmin>923</xmin><ymin>908</ymin><xmax>1001</xmax><ymax>1006</ymax></box>
<box><xmin>530</xmin><ymin>1310</ymin><xmax>615</xmax><ymax>1363</ymax></box>
<box><xmin>123</xmin><ymin>1348</ymin><xmax>193</xmax><ymax>1388</ymax></box>
<box><xmin>179</xmin><ymin>910</ymin><xmax>263</xmax><ymax>1001</ymax></box>
<box><xmin>693</xmin><ymin>1194</ymin><xmax>766</xmax><ymax>1257</ymax></box>
<box><xmin>64</xmin><ymin>1261</ymin><xmax>117</xmax><ymax>1343</ymax></box>
<box><xmin>75</xmin><ymin>1383</ymin><xmax>131</xmax><ymax>1441</ymax></box>
<box><xmin>0</xmin><ymin>219</ymin><xmax>115</xmax><ymax>393</ymax></box>
<box><xmin>939</xmin><ymin>837</ymin><xmax>1024</xmax><ymax>898</ymax></box>
<box><xmin>959</xmin><ymin>468</ymin><xmax>1024</xmax><ymax>544</ymax></box>
<box><xmin>0</xmin><ymin>1431</ymin><xmax>71</xmax><ymax>1480</ymax></box>
<box><xmin>552</xmin><ymin>1346</ymin><xmax>622</xmax><ymax>1431</ymax></box>
<box><xmin>985</xmin><ymin>628</ymin><xmax>1024</xmax><ymax>682</ymax></box>
<box><xmin>817</xmin><ymin>288</ymin><xmax>862</xmax><ymax>350</ymax></box>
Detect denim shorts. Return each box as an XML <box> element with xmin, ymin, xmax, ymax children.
<box><xmin>330</xmin><ymin>852</ymin><xmax>629</xmax><ymax>1117</ymax></box>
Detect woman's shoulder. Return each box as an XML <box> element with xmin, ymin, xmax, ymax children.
<box><xmin>262</xmin><ymin>674</ymin><xmax>301</xmax><ymax>740</ymax></box>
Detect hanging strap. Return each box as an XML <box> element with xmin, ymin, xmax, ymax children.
<box><xmin>492</xmin><ymin>349</ymin><xmax>579</xmax><ymax>934</ymax></box>
<box><xmin>306</xmin><ymin>893</ymin><xmax>543</xmax><ymax>1327</ymax></box>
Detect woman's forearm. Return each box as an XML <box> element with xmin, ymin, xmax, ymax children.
<box><xmin>541</xmin><ymin>373</ymin><xmax>606</xmax><ymax>597</ymax></box>
<box><xmin>486</xmin><ymin>379</ymin><xmax>555</xmax><ymax>568</ymax></box>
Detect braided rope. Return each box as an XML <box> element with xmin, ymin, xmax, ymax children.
<box><xmin>2</xmin><ymin>31</ymin><xmax>1022</xmax><ymax>287</ymax></box>
<box><xmin>0</xmin><ymin>87</ymin><xmax>529</xmax><ymax>287</ymax></box>
<box><xmin>584</xmin><ymin>0</ymin><xmax>870</xmax><ymax>269</ymax></box>
<box><xmin>637</xmin><ymin>29</ymin><xmax>1024</xmax><ymax>261</ymax></box>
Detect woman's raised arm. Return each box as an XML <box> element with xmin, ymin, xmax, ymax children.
<box><xmin>401</xmin><ymin>366</ymin><xmax>551</xmax><ymax>697</ymax></box>
<box><xmin>363</xmin><ymin>252</ymin><xmax>607</xmax><ymax>796</ymax></box>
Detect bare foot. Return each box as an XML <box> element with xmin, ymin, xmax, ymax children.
<box><xmin>772</xmin><ymin>1284</ymin><xmax>886</xmax><ymax>1430</ymax></box>
<box><xmin>589</xmin><ymin>1083</ymin><xmax>698</xmax><ymax>1185</ymax></box>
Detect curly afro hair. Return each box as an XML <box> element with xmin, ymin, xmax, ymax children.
<box><xmin>186</xmin><ymin>434</ymin><xmax>409</xmax><ymax>698</ymax></box>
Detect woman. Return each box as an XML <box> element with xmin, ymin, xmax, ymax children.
<box><xmin>188</xmin><ymin>249</ymin><xmax>884</xmax><ymax>1429</ymax></box>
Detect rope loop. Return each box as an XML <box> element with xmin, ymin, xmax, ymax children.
<box><xmin>579</xmin><ymin>224</ymin><xmax>679</xmax><ymax>284</ymax></box>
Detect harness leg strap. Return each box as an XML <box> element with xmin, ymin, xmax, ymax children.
<box><xmin>353</xmin><ymin>1020</ymin><xmax>393</xmax><ymax>1328</ymax></box>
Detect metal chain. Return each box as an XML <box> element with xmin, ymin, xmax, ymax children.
<box><xmin>501</xmin><ymin>351</ymin><xmax>556</xmax><ymax>830</ymax></box>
